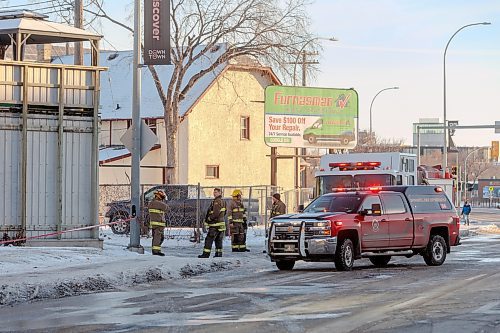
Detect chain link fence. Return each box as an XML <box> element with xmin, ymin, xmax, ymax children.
<box><xmin>99</xmin><ymin>184</ymin><xmax>319</xmax><ymax>240</ymax></box>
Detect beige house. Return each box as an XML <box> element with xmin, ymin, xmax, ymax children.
<box><xmin>80</xmin><ymin>49</ymin><xmax>295</xmax><ymax>190</ymax></box>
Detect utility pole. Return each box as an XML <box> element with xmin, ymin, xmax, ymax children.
<box><xmin>128</xmin><ymin>0</ymin><xmax>144</xmax><ymax>254</ymax></box>
<box><xmin>74</xmin><ymin>0</ymin><xmax>83</xmax><ymax>65</ymax></box>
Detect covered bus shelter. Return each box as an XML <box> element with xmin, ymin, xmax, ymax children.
<box><xmin>0</xmin><ymin>10</ymin><xmax>105</xmax><ymax>247</ymax></box>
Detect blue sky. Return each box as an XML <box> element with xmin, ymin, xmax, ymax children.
<box><xmin>308</xmin><ymin>0</ymin><xmax>500</xmax><ymax>147</ymax></box>
<box><xmin>13</xmin><ymin>0</ymin><xmax>499</xmax><ymax>147</ymax></box>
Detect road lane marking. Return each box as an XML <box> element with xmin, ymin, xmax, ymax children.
<box><xmin>465</xmin><ymin>274</ymin><xmax>487</xmax><ymax>281</ymax></box>
<box><xmin>185</xmin><ymin>296</ymin><xmax>238</xmax><ymax>309</ymax></box>
<box><xmin>301</xmin><ymin>275</ymin><xmax>333</xmax><ymax>283</ymax></box>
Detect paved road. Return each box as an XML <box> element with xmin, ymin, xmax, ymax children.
<box><xmin>2</xmin><ymin>230</ymin><xmax>500</xmax><ymax>333</ymax></box>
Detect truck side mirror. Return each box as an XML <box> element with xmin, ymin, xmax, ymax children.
<box><xmin>298</xmin><ymin>204</ymin><xmax>304</xmax><ymax>213</ymax></box>
<box><xmin>371</xmin><ymin>203</ymin><xmax>382</xmax><ymax>216</ymax></box>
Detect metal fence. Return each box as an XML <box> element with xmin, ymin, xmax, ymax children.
<box><xmin>100</xmin><ymin>184</ymin><xmax>320</xmax><ymax>238</ymax></box>
<box><xmin>469</xmin><ymin>197</ymin><xmax>500</xmax><ymax>208</ymax></box>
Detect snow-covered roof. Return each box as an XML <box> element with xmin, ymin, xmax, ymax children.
<box><xmin>99</xmin><ymin>146</ymin><xmax>130</xmax><ymax>163</ymax></box>
<box><xmin>0</xmin><ymin>11</ymin><xmax>101</xmax><ymax>45</ymax></box>
<box><xmin>55</xmin><ymin>44</ymin><xmax>228</xmax><ymax>120</ymax></box>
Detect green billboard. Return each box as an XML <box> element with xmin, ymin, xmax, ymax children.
<box><xmin>264</xmin><ymin>86</ymin><xmax>359</xmax><ymax>148</ymax></box>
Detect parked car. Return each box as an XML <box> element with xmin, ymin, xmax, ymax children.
<box><xmin>105</xmin><ymin>185</ymin><xmax>259</xmax><ymax>234</ymax></box>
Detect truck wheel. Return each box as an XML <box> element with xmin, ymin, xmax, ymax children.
<box><xmin>110</xmin><ymin>214</ymin><xmax>130</xmax><ymax>235</ymax></box>
<box><xmin>276</xmin><ymin>260</ymin><xmax>295</xmax><ymax>271</ymax></box>
<box><xmin>307</xmin><ymin>135</ymin><xmax>317</xmax><ymax>144</ymax></box>
<box><xmin>423</xmin><ymin>235</ymin><xmax>447</xmax><ymax>266</ymax></box>
<box><xmin>334</xmin><ymin>238</ymin><xmax>354</xmax><ymax>271</ymax></box>
<box><xmin>369</xmin><ymin>256</ymin><xmax>391</xmax><ymax>267</ymax></box>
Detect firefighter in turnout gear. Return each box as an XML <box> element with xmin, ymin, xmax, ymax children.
<box><xmin>198</xmin><ymin>188</ymin><xmax>227</xmax><ymax>258</ymax></box>
<box><xmin>270</xmin><ymin>193</ymin><xmax>286</xmax><ymax>218</ymax></box>
<box><xmin>228</xmin><ymin>189</ymin><xmax>249</xmax><ymax>252</ymax></box>
<box><xmin>149</xmin><ymin>189</ymin><xmax>168</xmax><ymax>256</ymax></box>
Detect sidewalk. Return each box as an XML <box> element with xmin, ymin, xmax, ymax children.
<box><xmin>0</xmin><ymin>227</ymin><xmax>268</xmax><ymax>307</ymax></box>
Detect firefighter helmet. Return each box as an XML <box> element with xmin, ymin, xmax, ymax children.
<box><xmin>154</xmin><ymin>189</ymin><xmax>166</xmax><ymax>200</ymax></box>
<box><xmin>231</xmin><ymin>189</ymin><xmax>242</xmax><ymax>197</ymax></box>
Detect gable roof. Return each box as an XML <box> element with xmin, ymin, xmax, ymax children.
<box><xmin>55</xmin><ymin>44</ymin><xmax>280</xmax><ymax>120</ymax></box>
<box><xmin>56</xmin><ymin>44</ymin><xmax>228</xmax><ymax>120</ymax></box>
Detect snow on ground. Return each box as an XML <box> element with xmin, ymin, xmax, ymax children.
<box><xmin>0</xmin><ymin>226</ymin><xmax>269</xmax><ymax>307</ymax></box>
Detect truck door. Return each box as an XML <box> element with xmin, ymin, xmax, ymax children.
<box><xmin>359</xmin><ymin>195</ymin><xmax>389</xmax><ymax>249</ymax></box>
<box><xmin>381</xmin><ymin>194</ymin><xmax>413</xmax><ymax>248</ymax></box>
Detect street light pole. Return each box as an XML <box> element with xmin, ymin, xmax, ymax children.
<box><xmin>442</xmin><ymin>22</ymin><xmax>491</xmax><ymax>177</ymax></box>
<box><xmin>464</xmin><ymin>147</ymin><xmax>486</xmax><ymax>203</ymax></box>
<box><xmin>369</xmin><ymin>87</ymin><xmax>399</xmax><ymax>141</ymax></box>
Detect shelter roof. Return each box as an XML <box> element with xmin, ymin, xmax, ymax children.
<box><xmin>0</xmin><ymin>10</ymin><xmax>101</xmax><ymax>45</ymax></box>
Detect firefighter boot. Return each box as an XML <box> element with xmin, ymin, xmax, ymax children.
<box><xmin>198</xmin><ymin>252</ymin><xmax>210</xmax><ymax>258</ymax></box>
<box><xmin>214</xmin><ymin>252</ymin><xmax>222</xmax><ymax>258</ymax></box>
<box><xmin>152</xmin><ymin>251</ymin><xmax>165</xmax><ymax>256</ymax></box>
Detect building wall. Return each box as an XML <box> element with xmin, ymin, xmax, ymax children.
<box><xmin>99</xmin><ymin>149</ymin><xmax>164</xmax><ymax>184</ymax></box>
<box><xmin>179</xmin><ymin>68</ymin><xmax>295</xmax><ymax>191</ymax></box>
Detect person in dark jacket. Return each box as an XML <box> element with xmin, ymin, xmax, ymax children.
<box><xmin>199</xmin><ymin>188</ymin><xmax>227</xmax><ymax>258</ymax></box>
<box><xmin>270</xmin><ymin>193</ymin><xmax>286</xmax><ymax>218</ymax></box>
<box><xmin>461</xmin><ymin>201</ymin><xmax>472</xmax><ymax>226</ymax></box>
<box><xmin>148</xmin><ymin>189</ymin><xmax>168</xmax><ymax>256</ymax></box>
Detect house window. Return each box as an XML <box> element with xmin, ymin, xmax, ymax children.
<box><xmin>240</xmin><ymin>116</ymin><xmax>250</xmax><ymax>140</ymax></box>
<box><xmin>145</xmin><ymin>118</ymin><xmax>157</xmax><ymax>134</ymax></box>
<box><xmin>206</xmin><ymin>165</ymin><xmax>219</xmax><ymax>179</ymax></box>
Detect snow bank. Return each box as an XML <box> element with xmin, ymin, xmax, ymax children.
<box><xmin>0</xmin><ymin>227</ymin><xmax>267</xmax><ymax>307</ymax></box>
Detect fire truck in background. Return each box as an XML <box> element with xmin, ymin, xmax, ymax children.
<box><xmin>314</xmin><ymin>152</ymin><xmax>454</xmax><ymax>200</ymax></box>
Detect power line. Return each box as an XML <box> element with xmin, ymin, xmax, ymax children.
<box><xmin>0</xmin><ymin>0</ymin><xmax>55</xmax><ymax>9</ymax></box>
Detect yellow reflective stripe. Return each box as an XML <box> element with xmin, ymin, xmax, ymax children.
<box><xmin>227</xmin><ymin>216</ymin><xmax>233</xmax><ymax>220</ymax></box>
<box><xmin>207</xmin><ymin>222</ymin><xmax>225</xmax><ymax>227</ymax></box>
<box><xmin>220</xmin><ymin>208</ymin><xmax>226</xmax><ymax>212</ymax></box>
<box><xmin>203</xmin><ymin>248</ymin><xmax>211</xmax><ymax>253</ymax></box>
<box><xmin>232</xmin><ymin>245</ymin><xmax>239</xmax><ymax>248</ymax></box>
<box><xmin>150</xmin><ymin>221</ymin><xmax>166</xmax><ymax>227</ymax></box>
<box><xmin>149</xmin><ymin>209</ymin><xmax>163</xmax><ymax>214</ymax></box>
<box><xmin>216</xmin><ymin>249</ymin><xmax>223</xmax><ymax>253</ymax></box>
<box><xmin>152</xmin><ymin>246</ymin><xmax>162</xmax><ymax>250</ymax></box>
<box><xmin>233</xmin><ymin>219</ymin><xmax>244</xmax><ymax>222</ymax></box>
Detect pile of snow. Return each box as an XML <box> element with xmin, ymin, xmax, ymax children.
<box><xmin>0</xmin><ymin>227</ymin><xmax>268</xmax><ymax>307</ymax></box>
<box><xmin>476</xmin><ymin>224</ymin><xmax>500</xmax><ymax>235</ymax></box>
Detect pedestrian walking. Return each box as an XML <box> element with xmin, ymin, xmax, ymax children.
<box><xmin>270</xmin><ymin>193</ymin><xmax>287</xmax><ymax>218</ymax></box>
<box><xmin>461</xmin><ymin>200</ymin><xmax>472</xmax><ymax>226</ymax></box>
<box><xmin>148</xmin><ymin>189</ymin><xmax>168</xmax><ymax>256</ymax></box>
<box><xmin>199</xmin><ymin>188</ymin><xmax>227</xmax><ymax>258</ymax></box>
<box><xmin>227</xmin><ymin>189</ymin><xmax>249</xmax><ymax>252</ymax></box>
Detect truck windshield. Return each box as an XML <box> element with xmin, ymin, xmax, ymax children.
<box><xmin>304</xmin><ymin>195</ymin><xmax>362</xmax><ymax>213</ymax></box>
<box><xmin>318</xmin><ymin>174</ymin><xmax>395</xmax><ymax>195</ymax></box>
<box><xmin>353</xmin><ymin>174</ymin><xmax>395</xmax><ymax>187</ymax></box>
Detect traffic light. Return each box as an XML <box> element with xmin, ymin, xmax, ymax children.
<box><xmin>492</xmin><ymin>141</ymin><xmax>499</xmax><ymax>161</ymax></box>
<box><xmin>451</xmin><ymin>166</ymin><xmax>457</xmax><ymax>177</ymax></box>
<box><xmin>466</xmin><ymin>183</ymin><xmax>474</xmax><ymax>192</ymax></box>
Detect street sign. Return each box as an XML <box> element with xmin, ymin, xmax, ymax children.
<box><xmin>264</xmin><ymin>86</ymin><xmax>359</xmax><ymax>149</ymax></box>
<box><xmin>144</xmin><ymin>0</ymin><xmax>171</xmax><ymax>65</ymax></box>
<box><xmin>121</xmin><ymin>120</ymin><xmax>158</xmax><ymax>160</ymax></box>
<box><xmin>496</xmin><ymin>121</ymin><xmax>500</xmax><ymax>134</ymax></box>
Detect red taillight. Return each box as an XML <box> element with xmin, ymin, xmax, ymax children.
<box><xmin>369</xmin><ymin>186</ymin><xmax>382</xmax><ymax>192</ymax></box>
<box><xmin>434</xmin><ymin>187</ymin><xmax>443</xmax><ymax>192</ymax></box>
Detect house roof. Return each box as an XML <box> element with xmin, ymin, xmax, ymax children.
<box><xmin>54</xmin><ymin>45</ymin><xmax>280</xmax><ymax>120</ymax></box>
<box><xmin>0</xmin><ymin>10</ymin><xmax>101</xmax><ymax>45</ymax></box>
<box><xmin>99</xmin><ymin>145</ymin><xmax>161</xmax><ymax>164</ymax></box>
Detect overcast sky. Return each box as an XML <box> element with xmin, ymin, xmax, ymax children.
<box><xmin>20</xmin><ymin>0</ymin><xmax>499</xmax><ymax>147</ymax></box>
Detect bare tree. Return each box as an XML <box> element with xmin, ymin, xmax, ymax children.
<box><xmin>353</xmin><ymin>131</ymin><xmax>407</xmax><ymax>153</ymax></box>
<box><xmin>50</xmin><ymin>0</ymin><xmax>314</xmax><ymax>183</ymax></box>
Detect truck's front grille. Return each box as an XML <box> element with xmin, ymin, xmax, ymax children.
<box><xmin>274</xmin><ymin>225</ymin><xmax>301</xmax><ymax>240</ymax></box>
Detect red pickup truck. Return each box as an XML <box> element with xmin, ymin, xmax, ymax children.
<box><xmin>267</xmin><ymin>186</ymin><xmax>460</xmax><ymax>271</ymax></box>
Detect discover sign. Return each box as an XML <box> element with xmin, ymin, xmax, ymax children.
<box><xmin>144</xmin><ymin>0</ymin><xmax>171</xmax><ymax>65</ymax></box>
<box><xmin>264</xmin><ymin>86</ymin><xmax>358</xmax><ymax>149</ymax></box>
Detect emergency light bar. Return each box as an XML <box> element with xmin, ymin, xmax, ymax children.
<box><xmin>329</xmin><ymin>161</ymin><xmax>382</xmax><ymax>171</ymax></box>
